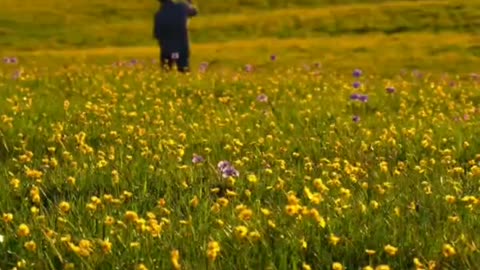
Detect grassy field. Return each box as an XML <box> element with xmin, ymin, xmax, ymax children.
<box><xmin>2</xmin><ymin>52</ymin><xmax>480</xmax><ymax>270</ymax></box>
<box><xmin>1</xmin><ymin>0</ymin><xmax>480</xmax><ymax>269</ymax></box>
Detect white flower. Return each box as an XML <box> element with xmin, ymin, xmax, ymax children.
<box><xmin>0</xmin><ymin>234</ymin><xmax>4</xmax><ymax>243</ymax></box>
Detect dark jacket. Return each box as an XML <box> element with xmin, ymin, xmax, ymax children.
<box><xmin>153</xmin><ymin>0</ymin><xmax>197</xmax><ymax>54</ymax></box>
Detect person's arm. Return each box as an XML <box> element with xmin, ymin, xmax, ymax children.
<box><xmin>185</xmin><ymin>0</ymin><xmax>198</xmax><ymax>17</ymax></box>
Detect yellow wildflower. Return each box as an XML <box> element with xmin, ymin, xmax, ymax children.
<box><xmin>17</xmin><ymin>224</ymin><xmax>30</xmax><ymax>237</ymax></box>
<box><xmin>442</xmin><ymin>244</ymin><xmax>456</xmax><ymax>257</ymax></box>
<box><xmin>384</xmin><ymin>244</ymin><xmax>398</xmax><ymax>256</ymax></box>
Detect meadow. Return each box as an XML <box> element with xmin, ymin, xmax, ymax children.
<box><xmin>1</xmin><ymin>0</ymin><xmax>480</xmax><ymax>269</ymax></box>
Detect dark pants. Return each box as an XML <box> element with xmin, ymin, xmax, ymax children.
<box><xmin>160</xmin><ymin>50</ymin><xmax>190</xmax><ymax>73</ymax></box>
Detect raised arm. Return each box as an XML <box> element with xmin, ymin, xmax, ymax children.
<box><xmin>185</xmin><ymin>0</ymin><xmax>198</xmax><ymax>17</ymax></box>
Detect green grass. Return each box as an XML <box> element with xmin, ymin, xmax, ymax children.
<box><xmin>1</xmin><ymin>52</ymin><xmax>480</xmax><ymax>270</ymax></box>
<box><xmin>1</xmin><ymin>0</ymin><xmax>480</xmax><ymax>269</ymax></box>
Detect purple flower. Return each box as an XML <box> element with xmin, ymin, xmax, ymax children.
<box><xmin>358</xmin><ymin>95</ymin><xmax>368</xmax><ymax>103</ymax></box>
<box><xmin>353</xmin><ymin>81</ymin><xmax>361</xmax><ymax>89</ymax></box>
<box><xmin>217</xmin><ymin>160</ymin><xmax>239</xmax><ymax>178</ymax></box>
<box><xmin>199</xmin><ymin>62</ymin><xmax>209</xmax><ymax>73</ymax></box>
<box><xmin>3</xmin><ymin>57</ymin><xmax>17</xmax><ymax>64</ymax></box>
<box><xmin>256</xmin><ymin>94</ymin><xmax>268</xmax><ymax>103</ymax></box>
<box><xmin>352</xmin><ymin>115</ymin><xmax>360</xmax><ymax>123</ymax></box>
<box><xmin>217</xmin><ymin>161</ymin><xmax>231</xmax><ymax>171</ymax></box>
<box><xmin>192</xmin><ymin>154</ymin><xmax>205</xmax><ymax>164</ymax></box>
<box><xmin>270</xmin><ymin>54</ymin><xmax>277</xmax><ymax>61</ymax></box>
<box><xmin>386</xmin><ymin>87</ymin><xmax>395</xmax><ymax>94</ymax></box>
<box><xmin>353</xmin><ymin>69</ymin><xmax>362</xmax><ymax>78</ymax></box>
<box><xmin>245</xmin><ymin>64</ymin><xmax>254</xmax><ymax>72</ymax></box>
<box><xmin>222</xmin><ymin>166</ymin><xmax>240</xmax><ymax>178</ymax></box>
<box><xmin>350</xmin><ymin>93</ymin><xmax>360</xmax><ymax>100</ymax></box>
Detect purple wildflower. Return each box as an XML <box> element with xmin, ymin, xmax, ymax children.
<box><xmin>217</xmin><ymin>160</ymin><xmax>240</xmax><ymax>178</ymax></box>
<box><xmin>222</xmin><ymin>166</ymin><xmax>240</xmax><ymax>178</ymax></box>
<box><xmin>256</xmin><ymin>94</ymin><xmax>268</xmax><ymax>103</ymax></box>
<box><xmin>192</xmin><ymin>154</ymin><xmax>205</xmax><ymax>164</ymax></box>
<box><xmin>245</xmin><ymin>64</ymin><xmax>254</xmax><ymax>72</ymax></box>
<box><xmin>199</xmin><ymin>62</ymin><xmax>209</xmax><ymax>73</ymax></box>
<box><xmin>270</xmin><ymin>55</ymin><xmax>277</xmax><ymax>61</ymax></box>
<box><xmin>352</xmin><ymin>115</ymin><xmax>360</xmax><ymax>123</ymax></box>
<box><xmin>217</xmin><ymin>161</ymin><xmax>231</xmax><ymax>171</ymax></box>
<box><xmin>358</xmin><ymin>95</ymin><xmax>368</xmax><ymax>103</ymax></box>
<box><xmin>386</xmin><ymin>87</ymin><xmax>395</xmax><ymax>94</ymax></box>
<box><xmin>3</xmin><ymin>57</ymin><xmax>9</xmax><ymax>64</ymax></box>
<box><xmin>353</xmin><ymin>81</ymin><xmax>361</xmax><ymax>89</ymax></box>
<box><xmin>350</xmin><ymin>93</ymin><xmax>360</xmax><ymax>100</ymax></box>
<box><xmin>353</xmin><ymin>69</ymin><xmax>362</xmax><ymax>78</ymax></box>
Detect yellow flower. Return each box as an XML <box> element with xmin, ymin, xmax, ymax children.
<box><xmin>104</xmin><ymin>216</ymin><xmax>115</xmax><ymax>226</ymax></box>
<box><xmin>24</xmin><ymin>240</ymin><xmax>37</xmax><ymax>252</ymax></box>
<box><xmin>375</xmin><ymin>265</ymin><xmax>391</xmax><ymax>270</ymax></box>
<box><xmin>332</xmin><ymin>262</ymin><xmax>344</xmax><ymax>270</ymax></box>
<box><xmin>207</xmin><ymin>240</ymin><xmax>220</xmax><ymax>262</ymax></box>
<box><xmin>217</xmin><ymin>198</ymin><xmax>229</xmax><ymax>207</ymax></box>
<box><xmin>329</xmin><ymin>234</ymin><xmax>340</xmax><ymax>246</ymax></box>
<box><xmin>384</xmin><ymin>244</ymin><xmax>398</xmax><ymax>256</ymax></box>
<box><xmin>234</xmin><ymin>225</ymin><xmax>248</xmax><ymax>239</ymax></box>
<box><xmin>247</xmin><ymin>174</ymin><xmax>258</xmax><ymax>183</ymax></box>
<box><xmin>365</xmin><ymin>249</ymin><xmax>376</xmax><ymax>256</ymax></box>
<box><xmin>100</xmin><ymin>239</ymin><xmax>112</xmax><ymax>254</ymax></box>
<box><xmin>10</xmin><ymin>178</ymin><xmax>20</xmax><ymax>190</ymax></box>
<box><xmin>302</xmin><ymin>263</ymin><xmax>312</xmax><ymax>270</ymax></box>
<box><xmin>413</xmin><ymin>257</ymin><xmax>424</xmax><ymax>269</ymax></box>
<box><xmin>2</xmin><ymin>213</ymin><xmax>13</xmax><ymax>223</ymax></box>
<box><xmin>171</xmin><ymin>249</ymin><xmax>181</xmax><ymax>270</ymax></box>
<box><xmin>17</xmin><ymin>224</ymin><xmax>30</xmax><ymax>237</ymax></box>
<box><xmin>444</xmin><ymin>195</ymin><xmax>456</xmax><ymax>204</ymax></box>
<box><xmin>125</xmin><ymin>211</ymin><xmax>139</xmax><ymax>222</ymax></box>
<box><xmin>248</xmin><ymin>230</ymin><xmax>261</xmax><ymax>242</ymax></box>
<box><xmin>130</xmin><ymin>242</ymin><xmax>141</xmax><ymax>249</ymax></box>
<box><xmin>238</xmin><ymin>208</ymin><xmax>253</xmax><ymax>221</ymax></box>
<box><xmin>362</xmin><ymin>266</ymin><xmax>374</xmax><ymax>270</ymax></box>
<box><xmin>59</xmin><ymin>201</ymin><xmax>71</xmax><ymax>214</ymax></box>
<box><xmin>190</xmin><ymin>196</ymin><xmax>199</xmax><ymax>208</ymax></box>
<box><xmin>285</xmin><ymin>204</ymin><xmax>300</xmax><ymax>216</ymax></box>
<box><xmin>136</xmin><ymin>263</ymin><xmax>148</xmax><ymax>270</ymax></box>
<box><xmin>442</xmin><ymin>244</ymin><xmax>456</xmax><ymax>257</ymax></box>
<box><xmin>78</xmin><ymin>239</ymin><xmax>93</xmax><ymax>257</ymax></box>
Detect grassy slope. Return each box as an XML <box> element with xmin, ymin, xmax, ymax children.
<box><xmin>1</xmin><ymin>1</ymin><xmax>479</xmax><ymax>50</ymax></box>
<box><xmin>4</xmin><ymin>33</ymin><xmax>479</xmax><ymax>76</ymax></box>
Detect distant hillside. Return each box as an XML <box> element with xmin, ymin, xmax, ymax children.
<box><xmin>0</xmin><ymin>0</ymin><xmax>479</xmax><ymax>50</ymax></box>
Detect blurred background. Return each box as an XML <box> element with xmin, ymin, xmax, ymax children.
<box><xmin>1</xmin><ymin>0</ymin><xmax>479</xmax><ymax>74</ymax></box>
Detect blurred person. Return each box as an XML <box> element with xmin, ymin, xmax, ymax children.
<box><xmin>154</xmin><ymin>0</ymin><xmax>198</xmax><ymax>72</ymax></box>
